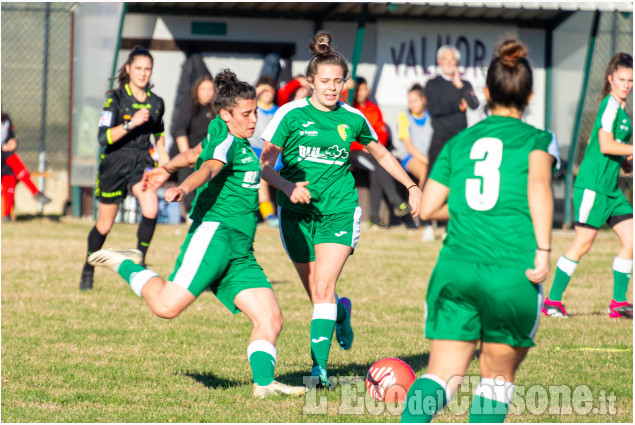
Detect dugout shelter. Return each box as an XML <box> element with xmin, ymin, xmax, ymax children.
<box><xmin>68</xmin><ymin>1</ymin><xmax>632</xmax><ymax>225</ymax></box>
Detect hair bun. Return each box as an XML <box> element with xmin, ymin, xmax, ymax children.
<box><xmin>495</xmin><ymin>39</ymin><xmax>528</xmax><ymax>68</ymax></box>
<box><xmin>309</xmin><ymin>32</ymin><xmax>332</xmax><ymax>56</ymax></box>
<box><xmin>214</xmin><ymin>69</ymin><xmax>238</xmax><ymax>90</ymax></box>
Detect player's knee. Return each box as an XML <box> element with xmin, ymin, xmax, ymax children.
<box><xmin>151</xmin><ymin>303</ymin><xmax>182</xmax><ymax>319</ymax></box>
<box><xmin>257</xmin><ymin>309</ymin><xmax>283</xmax><ymax>335</ymax></box>
<box><xmin>311</xmin><ymin>284</ymin><xmax>335</xmax><ymax>303</ymax></box>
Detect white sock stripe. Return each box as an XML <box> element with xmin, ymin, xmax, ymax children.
<box><xmin>420</xmin><ymin>373</ymin><xmax>452</xmax><ymax>401</ymax></box>
<box><xmin>613</xmin><ymin>257</ymin><xmax>633</xmax><ymax>274</ymax></box>
<box><xmin>247</xmin><ymin>340</ymin><xmax>277</xmax><ymax>362</ymax></box>
<box><xmin>130</xmin><ymin>270</ymin><xmax>158</xmax><ymax>297</ymax></box>
<box><xmin>556</xmin><ymin>255</ymin><xmax>578</xmax><ymax>276</ymax></box>
<box><xmin>312</xmin><ymin>303</ymin><xmax>338</xmax><ymax>320</ymax></box>
<box><xmin>475</xmin><ymin>378</ymin><xmax>515</xmax><ymax>405</ymax></box>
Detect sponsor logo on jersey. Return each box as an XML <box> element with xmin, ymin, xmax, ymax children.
<box><xmin>241</xmin><ymin>156</ymin><xmax>254</xmax><ymax>164</ymax></box>
<box><xmin>311</xmin><ymin>336</ymin><xmax>329</xmax><ymax>343</ymax></box>
<box><xmin>298</xmin><ymin>144</ymin><xmax>349</xmax><ymax>164</ymax></box>
<box><xmin>300</xmin><ymin>130</ymin><xmax>319</xmax><ymax>136</ymax></box>
<box><xmin>99</xmin><ymin>111</ymin><xmax>113</xmax><ymax>128</ymax></box>
<box><xmin>302</xmin><ymin>121</ymin><xmax>315</xmax><ymax>127</ymax></box>
<box><xmin>335</xmin><ymin>231</ymin><xmax>347</xmax><ymax>237</ymax></box>
<box><xmin>132</xmin><ymin>103</ymin><xmax>151</xmax><ymax>109</ymax></box>
<box><xmin>620</xmin><ymin>125</ymin><xmax>630</xmax><ymax>131</ymax></box>
<box><xmin>337</xmin><ymin>124</ymin><xmax>352</xmax><ymax>141</ymax></box>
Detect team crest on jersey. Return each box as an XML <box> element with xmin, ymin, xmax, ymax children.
<box><xmin>337</xmin><ymin>124</ymin><xmax>352</xmax><ymax>141</ymax></box>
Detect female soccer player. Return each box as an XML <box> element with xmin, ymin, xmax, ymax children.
<box><xmin>259</xmin><ymin>32</ymin><xmax>421</xmax><ymax>388</ymax></box>
<box><xmin>79</xmin><ymin>47</ymin><xmax>168</xmax><ymax>290</ymax></box>
<box><xmin>87</xmin><ymin>71</ymin><xmax>307</xmax><ymax>398</ymax></box>
<box><xmin>543</xmin><ymin>53</ymin><xmax>633</xmax><ymax>318</ymax></box>
<box><xmin>401</xmin><ymin>39</ymin><xmax>554</xmax><ymax>423</ymax></box>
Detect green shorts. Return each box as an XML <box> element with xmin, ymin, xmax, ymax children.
<box><xmin>574</xmin><ymin>187</ymin><xmax>632</xmax><ymax>229</ymax></box>
<box><xmin>168</xmin><ymin>221</ymin><xmax>271</xmax><ymax>313</ymax></box>
<box><xmin>424</xmin><ymin>258</ymin><xmax>542</xmax><ymax>348</ymax></box>
<box><xmin>278</xmin><ymin>206</ymin><xmax>362</xmax><ymax>263</ymax></box>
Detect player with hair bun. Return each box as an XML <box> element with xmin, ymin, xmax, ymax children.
<box><xmin>543</xmin><ymin>53</ymin><xmax>633</xmax><ymax>319</ymax></box>
<box><xmin>259</xmin><ymin>32</ymin><xmax>421</xmax><ymax>388</ymax></box>
<box><xmin>87</xmin><ymin>70</ymin><xmax>307</xmax><ymax>399</ymax></box>
<box><xmin>401</xmin><ymin>39</ymin><xmax>554</xmax><ymax>423</ymax></box>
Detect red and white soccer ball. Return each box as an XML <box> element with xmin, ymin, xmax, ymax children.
<box><xmin>366</xmin><ymin>358</ymin><xmax>416</xmax><ymax>403</ymax></box>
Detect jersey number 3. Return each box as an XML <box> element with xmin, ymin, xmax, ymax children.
<box><xmin>466</xmin><ymin>137</ymin><xmax>503</xmax><ymax>211</ymax></box>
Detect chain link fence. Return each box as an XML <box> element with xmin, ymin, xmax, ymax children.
<box><xmin>572</xmin><ymin>11</ymin><xmax>633</xmax><ymax>202</ymax></box>
<box><xmin>1</xmin><ymin>2</ymin><xmax>72</xmax><ymax>173</ymax></box>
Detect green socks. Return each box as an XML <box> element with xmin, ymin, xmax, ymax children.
<box><xmin>468</xmin><ymin>378</ymin><xmax>514</xmax><ymax>423</ymax></box>
<box><xmin>247</xmin><ymin>340</ymin><xmax>276</xmax><ymax>386</ymax></box>
<box><xmin>310</xmin><ymin>303</ymin><xmax>337</xmax><ymax>369</ymax></box>
<box><xmin>548</xmin><ymin>256</ymin><xmax>578</xmax><ymax>302</ymax></box>
<box><xmin>117</xmin><ymin>259</ymin><xmax>157</xmax><ymax>296</ymax></box>
<box><xmin>612</xmin><ymin>257</ymin><xmax>633</xmax><ymax>302</ymax></box>
<box><xmin>401</xmin><ymin>374</ymin><xmax>448</xmax><ymax>423</ymax></box>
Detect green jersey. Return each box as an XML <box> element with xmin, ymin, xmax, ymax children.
<box><xmin>189</xmin><ymin>132</ymin><xmax>260</xmax><ymax>238</ymax></box>
<box><xmin>429</xmin><ymin>115</ymin><xmax>551</xmax><ymax>267</ymax></box>
<box><xmin>194</xmin><ymin>115</ymin><xmax>228</xmax><ymax>169</ymax></box>
<box><xmin>261</xmin><ymin>98</ymin><xmax>378</xmax><ymax>215</ymax></box>
<box><xmin>575</xmin><ymin>95</ymin><xmax>632</xmax><ymax>197</ymax></box>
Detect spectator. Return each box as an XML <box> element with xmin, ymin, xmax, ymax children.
<box><xmin>350</xmin><ymin>77</ymin><xmax>410</xmax><ymax>227</ymax></box>
<box><xmin>170</xmin><ymin>73</ymin><xmax>216</xmax><ymax>218</ymax></box>
<box><xmin>1</xmin><ymin>111</ymin><xmax>51</xmax><ymax>221</ymax></box>
<box><xmin>397</xmin><ymin>84</ymin><xmax>434</xmax><ymax>240</ymax></box>
<box><xmin>277</xmin><ymin>75</ymin><xmax>310</xmax><ymax>106</ymax></box>
<box><xmin>425</xmin><ymin>45</ymin><xmax>480</xmax><ymax>234</ymax></box>
<box><xmin>249</xmin><ymin>76</ymin><xmax>282</xmax><ymax>227</ymax></box>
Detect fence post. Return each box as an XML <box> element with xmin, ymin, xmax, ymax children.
<box><xmin>38</xmin><ymin>2</ymin><xmax>51</xmax><ymax>213</ymax></box>
<box><xmin>563</xmin><ymin>11</ymin><xmax>601</xmax><ymax>229</ymax></box>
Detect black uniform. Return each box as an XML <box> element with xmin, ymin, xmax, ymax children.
<box><xmin>96</xmin><ymin>84</ymin><xmax>165</xmax><ymax>204</ymax></box>
<box><xmin>1</xmin><ymin>113</ymin><xmax>16</xmax><ymax>176</ymax></box>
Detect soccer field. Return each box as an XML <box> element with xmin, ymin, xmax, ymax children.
<box><xmin>1</xmin><ymin>218</ymin><xmax>632</xmax><ymax>422</ymax></box>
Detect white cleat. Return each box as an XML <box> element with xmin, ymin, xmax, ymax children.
<box><xmin>253</xmin><ymin>381</ymin><xmax>308</xmax><ymax>398</ymax></box>
<box><xmin>88</xmin><ymin>249</ymin><xmax>143</xmax><ymax>272</ymax></box>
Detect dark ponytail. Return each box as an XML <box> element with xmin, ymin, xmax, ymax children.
<box><xmin>602</xmin><ymin>52</ymin><xmax>633</xmax><ymax>98</ymax></box>
<box><xmin>213</xmin><ymin>69</ymin><xmax>255</xmax><ymax>113</ymax></box>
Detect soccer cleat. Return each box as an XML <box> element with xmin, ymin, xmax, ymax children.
<box><xmin>309</xmin><ymin>366</ymin><xmax>330</xmax><ymax>389</ymax></box>
<box><xmin>88</xmin><ymin>249</ymin><xmax>143</xmax><ymax>272</ymax></box>
<box><xmin>335</xmin><ymin>297</ymin><xmax>354</xmax><ymax>350</ymax></box>
<box><xmin>253</xmin><ymin>381</ymin><xmax>307</xmax><ymax>398</ymax></box>
<box><xmin>34</xmin><ymin>192</ymin><xmax>52</xmax><ymax>205</ymax></box>
<box><xmin>608</xmin><ymin>299</ymin><xmax>633</xmax><ymax>318</ymax></box>
<box><xmin>367</xmin><ymin>218</ymin><xmax>386</xmax><ymax>228</ymax></box>
<box><xmin>79</xmin><ymin>269</ymin><xmax>94</xmax><ymax>290</ymax></box>
<box><xmin>541</xmin><ymin>297</ymin><xmax>568</xmax><ymax>318</ymax></box>
<box><xmin>393</xmin><ymin>202</ymin><xmax>411</xmax><ymax>217</ymax></box>
<box><xmin>421</xmin><ymin>225</ymin><xmax>435</xmax><ymax>242</ymax></box>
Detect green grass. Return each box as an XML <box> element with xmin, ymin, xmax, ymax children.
<box><xmin>1</xmin><ymin>218</ymin><xmax>632</xmax><ymax>422</ymax></box>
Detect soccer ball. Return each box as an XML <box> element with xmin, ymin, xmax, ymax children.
<box><xmin>366</xmin><ymin>358</ymin><xmax>415</xmax><ymax>403</ymax></box>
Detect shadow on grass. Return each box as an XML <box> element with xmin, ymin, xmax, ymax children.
<box><xmin>183</xmin><ymin>371</ymin><xmax>242</xmax><ymax>389</ymax></box>
<box><xmin>275</xmin><ymin>352</ymin><xmax>433</xmax><ymax>385</ymax></box>
<box><xmin>13</xmin><ymin>213</ymin><xmax>62</xmax><ymax>222</ymax></box>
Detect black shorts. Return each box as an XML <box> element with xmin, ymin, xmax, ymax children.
<box><xmin>96</xmin><ymin>149</ymin><xmax>155</xmax><ymax>204</ymax></box>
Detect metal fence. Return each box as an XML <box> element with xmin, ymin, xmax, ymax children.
<box><xmin>1</xmin><ymin>2</ymin><xmax>72</xmax><ymax>173</ymax></box>
<box><xmin>571</xmin><ymin>12</ymin><xmax>633</xmax><ymax>201</ymax></box>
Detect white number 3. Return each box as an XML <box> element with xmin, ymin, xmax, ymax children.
<box><xmin>466</xmin><ymin>137</ymin><xmax>503</xmax><ymax>211</ymax></box>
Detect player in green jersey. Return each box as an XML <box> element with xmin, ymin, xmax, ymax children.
<box><xmin>87</xmin><ymin>71</ymin><xmax>307</xmax><ymax>399</ymax></box>
<box><xmin>544</xmin><ymin>53</ymin><xmax>633</xmax><ymax>319</ymax></box>
<box><xmin>259</xmin><ymin>32</ymin><xmax>422</xmax><ymax>388</ymax></box>
<box><xmin>401</xmin><ymin>39</ymin><xmax>554</xmax><ymax>423</ymax></box>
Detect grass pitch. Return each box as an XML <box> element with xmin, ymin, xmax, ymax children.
<box><xmin>1</xmin><ymin>218</ymin><xmax>632</xmax><ymax>422</ymax></box>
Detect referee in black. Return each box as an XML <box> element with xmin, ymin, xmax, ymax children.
<box><xmin>80</xmin><ymin>47</ymin><xmax>167</xmax><ymax>290</ymax></box>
